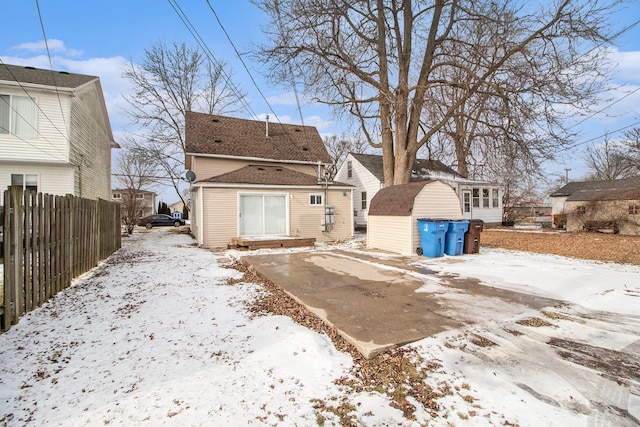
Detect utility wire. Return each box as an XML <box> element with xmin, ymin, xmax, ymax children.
<box><xmin>204</xmin><ymin>0</ymin><xmax>307</xmax><ymax>149</ymax></box>
<box><xmin>167</xmin><ymin>0</ymin><xmax>257</xmax><ymax>119</ymax></box>
<box><xmin>35</xmin><ymin>0</ymin><xmax>68</xmax><ymax>132</ymax></box>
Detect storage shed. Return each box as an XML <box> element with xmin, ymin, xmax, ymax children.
<box><xmin>367</xmin><ymin>180</ymin><xmax>463</xmax><ymax>255</ymax></box>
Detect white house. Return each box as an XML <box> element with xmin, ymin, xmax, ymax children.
<box><xmin>0</xmin><ymin>64</ymin><xmax>117</xmax><ymax>200</ymax></box>
<box><xmin>335</xmin><ymin>153</ymin><xmax>503</xmax><ymax>228</ymax></box>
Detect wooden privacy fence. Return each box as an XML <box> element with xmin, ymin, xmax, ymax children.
<box><xmin>1</xmin><ymin>187</ymin><xmax>121</xmax><ymax>331</ymax></box>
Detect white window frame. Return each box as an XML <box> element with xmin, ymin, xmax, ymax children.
<box><xmin>310</xmin><ymin>194</ymin><xmax>323</xmax><ymax>206</ymax></box>
<box><xmin>113</xmin><ymin>193</ymin><xmax>121</xmax><ymax>199</ymax></box>
<box><xmin>0</xmin><ymin>94</ymin><xmax>38</xmax><ymax>138</ymax></box>
<box><xmin>347</xmin><ymin>161</ymin><xmax>352</xmax><ymax>178</ymax></box>
<box><xmin>135</xmin><ymin>193</ymin><xmax>145</xmax><ymax>199</ymax></box>
<box><xmin>238</xmin><ymin>192</ymin><xmax>290</xmax><ymax>237</ymax></box>
<box><xmin>10</xmin><ymin>173</ymin><xmax>38</xmax><ymax>192</ymax></box>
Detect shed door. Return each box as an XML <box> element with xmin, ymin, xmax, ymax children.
<box><xmin>239</xmin><ymin>194</ymin><xmax>287</xmax><ymax>236</ymax></box>
<box><xmin>462</xmin><ymin>190</ymin><xmax>472</xmax><ymax>219</ymax></box>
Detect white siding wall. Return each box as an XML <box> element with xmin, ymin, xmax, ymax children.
<box><xmin>0</xmin><ymin>162</ymin><xmax>74</xmax><ymax>195</ymax></box>
<box><xmin>335</xmin><ymin>154</ymin><xmax>382</xmax><ymax>227</ymax></box>
<box><xmin>450</xmin><ymin>182</ymin><xmax>502</xmax><ymax>223</ymax></box>
<box><xmin>367</xmin><ymin>216</ymin><xmax>413</xmax><ymax>255</ymax></box>
<box><xmin>551</xmin><ymin>196</ymin><xmax>567</xmax><ymax>215</ymax></box>
<box><xmin>0</xmin><ymin>86</ymin><xmax>70</xmax><ymax>163</ymax></box>
<box><xmin>69</xmin><ymin>82</ymin><xmax>113</xmax><ymax>200</ymax></box>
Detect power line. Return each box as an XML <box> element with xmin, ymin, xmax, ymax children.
<box><xmin>569</xmin><ymin>86</ymin><xmax>640</xmax><ymax>130</ymax></box>
<box><xmin>203</xmin><ymin>0</ymin><xmax>308</xmax><ymax>148</ymax></box>
<box><xmin>560</xmin><ymin>119</ymin><xmax>640</xmax><ymax>152</ymax></box>
<box><xmin>167</xmin><ymin>0</ymin><xmax>257</xmax><ymax>119</ymax></box>
<box><xmin>35</xmin><ymin>0</ymin><xmax>68</xmax><ymax>132</ymax></box>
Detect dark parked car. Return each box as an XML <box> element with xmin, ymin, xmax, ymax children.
<box><xmin>138</xmin><ymin>214</ymin><xmax>185</xmax><ymax>229</ymax></box>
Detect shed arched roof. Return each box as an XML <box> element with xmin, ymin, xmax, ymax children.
<box><xmin>368</xmin><ymin>181</ymin><xmax>434</xmax><ymax>216</ymax></box>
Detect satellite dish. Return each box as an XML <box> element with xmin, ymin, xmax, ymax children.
<box><xmin>185</xmin><ymin>170</ymin><xmax>196</xmax><ymax>182</ymax></box>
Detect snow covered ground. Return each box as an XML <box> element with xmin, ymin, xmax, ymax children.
<box><xmin>0</xmin><ymin>228</ymin><xmax>639</xmax><ymax>426</ymax></box>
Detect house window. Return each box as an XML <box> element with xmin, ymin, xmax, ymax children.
<box><xmin>310</xmin><ymin>194</ymin><xmax>323</xmax><ymax>206</ymax></box>
<box><xmin>361</xmin><ymin>191</ymin><xmax>367</xmax><ymax>210</ymax></box>
<box><xmin>10</xmin><ymin>173</ymin><xmax>38</xmax><ymax>192</ymax></box>
<box><xmin>0</xmin><ymin>94</ymin><xmax>38</xmax><ymax>138</ymax></box>
<box><xmin>472</xmin><ymin>188</ymin><xmax>480</xmax><ymax>208</ymax></box>
<box><xmin>113</xmin><ymin>193</ymin><xmax>121</xmax><ymax>199</ymax></box>
<box><xmin>482</xmin><ymin>188</ymin><xmax>490</xmax><ymax>208</ymax></box>
<box><xmin>347</xmin><ymin>161</ymin><xmax>352</xmax><ymax>178</ymax></box>
<box><xmin>576</xmin><ymin>206</ymin><xmax>586</xmax><ymax>215</ymax></box>
<box><xmin>492</xmin><ymin>189</ymin><xmax>499</xmax><ymax>208</ymax></box>
<box><xmin>629</xmin><ymin>205</ymin><xmax>640</xmax><ymax>215</ymax></box>
<box><xmin>136</xmin><ymin>193</ymin><xmax>145</xmax><ymax>199</ymax></box>
<box><xmin>463</xmin><ymin>191</ymin><xmax>471</xmax><ymax>213</ymax></box>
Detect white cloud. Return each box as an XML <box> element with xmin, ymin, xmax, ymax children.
<box><xmin>609</xmin><ymin>48</ymin><xmax>640</xmax><ymax>83</ymax></box>
<box><xmin>11</xmin><ymin>39</ymin><xmax>83</xmax><ymax>57</ymax></box>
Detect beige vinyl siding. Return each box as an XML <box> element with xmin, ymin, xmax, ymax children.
<box><xmin>368</xmin><ymin>216</ymin><xmax>413</xmax><ymax>255</ymax></box>
<box><xmin>565</xmin><ymin>199</ymin><xmax>640</xmax><ymax>235</ymax></box>
<box><xmin>201</xmin><ymin>187</ymin><xmax>238</xmax><ymax>248</ymax></box>
<box><xmin>0</xmin><ymin>86</ymin><xmax>70</xmax><ymax>163</ymax></box>
<box><xmin>69</xmin><ymin>82</ymin><xmax>113</xmax><ymax>200</ymax></box>
<box><xmin>410</xmin><ymin>183</ymin><xmax>462</xmax><ymax>251</ymax></box>
<box><xmin>289</xmin><ymin>188</ymin><xmax>353</xmax><ymax>242</ymax></box>
<box><xmin>197</xmin><ymin>185</ymin><xmax>353</xmax><ymax>248</ymax></box>
<box><xmin>0</xmin><ymin>162</ymin><xmax>74</xmax><ymax>195</ymax></box>
<box><xmin>191</xmin><ymin>156</ymin><xmax>319</xmax><ymax>180</ymax></box>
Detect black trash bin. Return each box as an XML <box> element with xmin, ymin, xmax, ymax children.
<box><xmin>463</xmin><ymin>219</ymin><xmax>484</xmax><ymax>254</ymax></box>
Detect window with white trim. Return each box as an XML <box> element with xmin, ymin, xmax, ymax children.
<box><xmin>113</xmin><ymin>193</ymin><xmax>121</xmax><ymax>199</ymax></box>
<box><xmin>347</xmin><ymin>161</ymin><xmax>352</xmax><ymax>178</ymax></box>
<box><xmin>492</xmin><ymin>188</ymin><xmax>499</xmax><ymax>208</ymax></box>
<box><xmin>629</xmin><ymin>205</ymin><xmax>639</xmax><ymax>215</ymax></box>
<box><xmin>0</xmin><ymin>94</ymin><xmax>38</xmax><ymax>138</ymax></box>
<box><xmin>10</xmin><ymin>173</ymin><xmax>38</xmax><ymax>192</ymax></box>
<box><xmin>310</xmin><ymin>194</ymin><xmax>323</xmax><ymax>206</ymax></box>
<box><xmin>136</xmin><ymin>193</ymin><xmax>145</xmax><ymax>199</ymax></box>
<box><xmin>361</xmin><ymin>191</ymin><xmax>367</xmax><ymax>209</ymax></box>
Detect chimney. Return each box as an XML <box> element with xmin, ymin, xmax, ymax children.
<box><xmin>265</xmin><ymin>114</ymin><xmax>270</xmax><ymax>138</ymax></box>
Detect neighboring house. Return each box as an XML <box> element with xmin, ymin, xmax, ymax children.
<box><xmin>550</xmin><ymin>178</ymin><xmax>640</xmax><ymax>235</ymax></box>
<box><xmin>169</xmin><ymin>200</ymin><xmax>185</xmax><ymax>216</ymax></box>
<box><xmin>335</xmin><ymin>153</ymin><xmax>503</xmax><ymax>228</ymax></box>
<box><xmin>0</xmin><ymin>64</ymin><xmax>118</xmax><ymax>199</ymax></box>
<box><xmin>185</xmin><ymin>112</ymin><xmax>353</xmax><ymax>248</ymax></box>
<box><xmin>111</xmin><ymin>189</ymin><xmax>157</xmax><ymax>221</ymax></box>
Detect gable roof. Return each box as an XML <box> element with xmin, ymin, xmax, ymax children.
<box><xmin>185</xmin><ymin>111</ymin><xmax>331</xmax><ymax>164</ymax></box>
<box><xmin>368</xmin><ymin>181</ymin><xmax>434</xmax><ymax>216</ymax></box>
<box><xmin>349</xmin><ymin>153</ymin><xmax>460</xmax><ymax>182</ymax></box>
<box><xmin>551</xmin><ymin>177</ymin><xmax>640</xmax><ymax>198</ymax></box>
<box><xmin>0</xmin><ymin>64</ymin><xmax>98</xmax><ymax>89</ymax></box>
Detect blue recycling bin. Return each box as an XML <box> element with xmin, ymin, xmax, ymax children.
<box><xmin>417</xmin><ymin>218</ymin><xmax>449</xmax><ymax>257</ymax></box>
<box><xmin>444</xmin><ymin>220</ymin><xmax>470</xmax><ymax>256</ymax></box>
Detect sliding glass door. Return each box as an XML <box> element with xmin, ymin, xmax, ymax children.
<box><xmin>239</xmin><ymin>194</ymin><xmax>287</xmax><ymax>237</ymax></box>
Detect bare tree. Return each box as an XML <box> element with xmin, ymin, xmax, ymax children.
<box><xmin>122</xmin><ymin>42</ymin><xmax>247</xmax><ymax>206</ymax></box>
<box><xmin>323</xmin><ymin>132</ymin><xmax>369</xmax><ymax>179</ymax></box>
<box><xmin>255</xmin><ymin>0</ymin><xmax>625</xmax><ymax>186</ymax></box>
<box><xmin>585</xmin><ymin>136</ymin><xmax>631</xmax><ymax>181</ymax></box>
<box><xmin>114</xmin><ymin>144</ymin><xmax>160</xmax><ymax>233</ymax></box>
<box><xmin>621</xmin><ymin>127</ymin><xmax>640</xmax><ymax>176</ymax></box>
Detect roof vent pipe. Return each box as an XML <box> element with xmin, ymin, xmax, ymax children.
<box><xmin>265</xmin><ymin>114</ymin><xmax>269</xmax><ymax>138</ymax></box>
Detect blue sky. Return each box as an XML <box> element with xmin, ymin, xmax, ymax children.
<box><xmin>2</xmin><ymin>1</ymin><xmax>640</xmax><ymax>199</ymax></box>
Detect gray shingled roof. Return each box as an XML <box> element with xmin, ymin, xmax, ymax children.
<box><xmin>185</xmin><ymin>111</ymin><xmax>331</xmax><ymax>164</ymax></box>
<box><xmin>351</xmin><ymin>153</ymin><xmax>460</xmax><ymax>182</ymax></box>
<box><xmin>551</xmin><ymin>177</ymin><xmax>640</xmax><ymax>198</ymax></box>
<box><xmin>0</xmin><ymin>63</ymin><xmax>97</xmax><ymax>89</ymax></box>
<box><xmin>368</xmin><ymin>181</ymin><xmax>434</xmax><ymax>216</ymax></box>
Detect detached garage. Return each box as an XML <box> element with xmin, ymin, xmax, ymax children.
<box><xmin>367</xmin><ymin>180</ymin><xmax>463</xmax><ymax>255</ymax></box>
